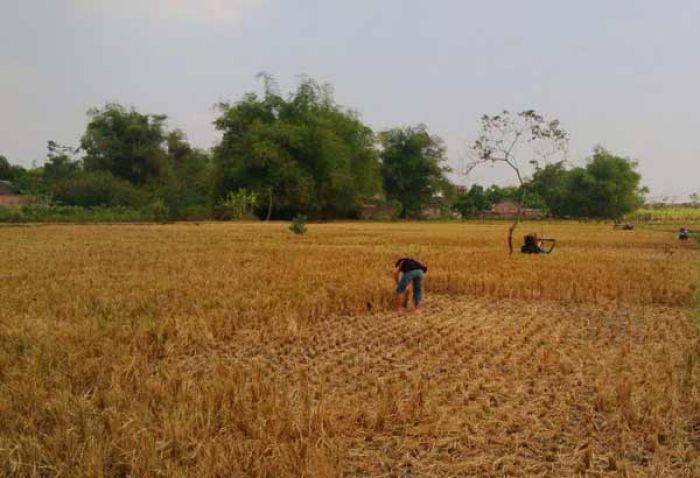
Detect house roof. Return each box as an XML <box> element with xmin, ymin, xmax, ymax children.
<box><xmin>0</xmin><ymin>180</ymin><xmax>18</xmax><ymax>195</ymax></box>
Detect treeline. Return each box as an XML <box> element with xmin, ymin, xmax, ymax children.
<box><xmin>0</xmin><ymin>77</ymin><xmax>645</xmax><ymax>221</ymax></box>
<box><xmin>454</xmin><ymin>149</ymin><xmax>646</xmax><ymax>219</ymax></box>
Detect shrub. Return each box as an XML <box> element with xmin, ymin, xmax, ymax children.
<box><xmin>289</xmin><ymin>215</ymin><xmax>307</xmax><ymax>235</ymax></box>
<box><xmin>51</xmin><ymin>171</ymin><xmax>145</xmax><ymax>208</ymax></box>
<box><xmin>0</xmin><ymin>205</ymin><xmax>155</xmax><ymax>223</ymax></box>
<box><xmin>0</xmin><ymin>206</ymin><xmax>24</xmax><ymax>223</ymax></box>
<box><xmin>216</xmin><ymin>189</ymin><xmax>258</xmax><ymax>220</ymax></box>
<box><xmin>149</xmin><ymin>198</ymin><xmax>170</xmax><ymax>223</ymax></box>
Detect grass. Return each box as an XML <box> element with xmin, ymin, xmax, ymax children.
<box><xmin>0</xmin><ymin>222</ymin><xmax>699</xmax><ymax>476</ymax></box>
<box><xmin>628</xmin><ymin>206</ymin><xmax>700</xmax><ymax>223</ymax></box>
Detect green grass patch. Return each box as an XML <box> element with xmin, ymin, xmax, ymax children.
<box><xmin>629</xmin><ymin>206</ymin><xmax>700</xmax><ymax>223</ymax></box>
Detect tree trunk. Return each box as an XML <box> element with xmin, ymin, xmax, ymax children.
<box><xmin>265</xmin><ymin>189</ymin><xmax>273</xmax><ymax>221</ymax></box>
<box><xmin>507</xmin><ymin>186</ymin><xmax>528</xmax><ymax>254</ymax></box>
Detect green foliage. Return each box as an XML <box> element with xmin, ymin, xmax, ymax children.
<box><xmin>216</xmin><ymin>188</ymin><xmax>258</xmax><ymax>220</ymax></box>
<box><xmin>450</xmin><ymin>184</ymin><xmax>546</xmax><ymax>219</ymax></box>
<box><xmin>0</xmin><ymin>206</ymin><xmax>25</xmax><ymax>223</ymax></box>
<box><xmin>158</xmin><ymin>131</ymin><xmax>213</xmax><ymax>217</ymax></box>
<box><xmin>149</xmin><ymin>198</ymin><xmax>170</xmax><ymax>223</ymax></box>
<box><xmin>213</xmin><ymin>77</ymin><xmax>382</xmax><ymax>219</ymax></box>
<box><xmin>44</xmin><ymin>141</ymin><xmax>81</xmax><ymax>182</ymax></box>
<box><xmin>0</xmin><ymin>89</ymin><xmax>651</xmax><ymax>224</ymax></box>
<box><xmin>627</xmin><ymin>206</ymin><xmax>700</xmax><ymax>223</ymax></box>
<box><xmin>530</xmin><ymin>148</ymin><xmax>646</xmax><ymax>219</ymax></box>
<box><xmin>379</xmin><ymin>125</ymin><xmax>450</xmax><ymax>219</ymax></box>
<box><xmin>51</xmin><ymin>171</ymin><xmax>145</xmax><ymax>208</ymax></box>
<box><xmin>81</xmin><ymin>103</ymin><xmax>171</xmax><ymax>185</ymax></box>
<box><xmin>0</xmin><ymin>155</ymin><xmax>11</xmax><ymax>180</ymax></box>
<box><xmin>0</xmin><ymin>204</ymin><xmax>152</xmax><ymax>223</ymax></box>
<box><xmin>454</xmin><ymin>148</ymin><xmax>642</xmax><ymax>220</ymax></box>
<box><xmin>576</xmin><ymin>148</ymin><xmax>645</xmax><ymax>218</ymax></box>
<box><xmin>452</xmin><ymin>185</ymin><xmax>490</xmax><ymax>218</ymax></box>
<box><xmin>529</xmin><ymin>162</ymin><xmax>570</xmax><ymax>216</ymax></box>
<box><xmin>289</xmin><ymin>214</ymin><xmax>307</xmax><ymax>234</ymax></box>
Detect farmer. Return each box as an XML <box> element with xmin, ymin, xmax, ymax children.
<box><xmin>521</xmin><ymin>233</ymin><xmax>543</xmax><ymax>254</ymax></box>
<box><xmin>393</xmin><ymin>257</ymin><xmax>428</xmax><ymax>312</ymax></box>
<box><xmin>679</xmin><ymin>227</ymin><xmax>689</xmax><ymax>240</ymax></box>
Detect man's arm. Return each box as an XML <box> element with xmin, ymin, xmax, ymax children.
<box><xmin>393</xmin><ymin>266</ymin><xmax>401</xmax><ymax>284</ymax></box>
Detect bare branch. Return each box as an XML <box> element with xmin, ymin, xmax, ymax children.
<box><xmin>465</xmin><ymin>109</ymin><xmax>569</xmax><ymax>253</ymax></box>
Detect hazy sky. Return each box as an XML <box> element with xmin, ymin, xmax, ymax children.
<box><xmin>2</xmin><ymin>0</ymin><xmax>699</xmax><ymax>200</ymax></box>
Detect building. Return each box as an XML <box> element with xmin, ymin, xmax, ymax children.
<box><xmin>0</xmin><ymin>181</ymin><xmax>29</xmax><ymax>207</ymax></box>
<box><xmin>482</xmin><ymin>199</ymin><xmax>544</xmax><ymax>219</ymax></box>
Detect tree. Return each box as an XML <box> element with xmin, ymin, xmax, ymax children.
<box><xmin>159</xmin><ymin>130</ymin><xmax>213</xmax><ymax>216</ymax></box>
<box><xmin>81</xmin><ymin>103</ymin><xmax>170</xmax><ymax>185</ymax></box>
<box><xmin>51</xmin><ymin>171</ymin><xmax>144</xmax><ymax>207</ymax></box>
<box><xmin>467</xmin><ymin>110</ymin><xmax>568</xmax><ymax>253</ymax></box>
<box><xmin>452</xmin><ymin>184</ymin><xmax>490</xmax><ymax>218</ymax></box>
<box><xmin>379</xmin><ymin>125</ymin><xmax>450</xmax><ymax>219</ymax></box>
<box><xmin>0</xmin><ymin>155</ymin><xmax>12</xmax><ymax>180</ymax></box>
<box><xmin>530</xmin><ymin>161</ymin><xmax>570</xmax><ymax>216</ymax></box>
<box><xmin>0</xmin><ymin>155</ymin><xmax>30</xmax><ymax>185</ymax></box>
<box><xmin>44</xmin><ymin>141</ymin><xmax>81</xmax><ymax>182</ymax></box>
<box><xmin>213</xmin><ymin>76</ymin><xmax>382</xmax><ymax>219</ymax></box>
<box><xmin>562</xmin><ymin>147</ymin><xmax>646</xmax><ymax>219</ymax></box>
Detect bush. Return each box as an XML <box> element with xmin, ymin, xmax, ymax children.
<box><xmin>0</xmin><ymin>206</ymin><xmax>24</xmax><ymax>223</ymax></box>
<box><xmin>149</xmin><ymin>198</ymin><xmax>170</xmax><ymax>223</ymax></box>
<box><xmin>51</xmin><ymin>171</ymin><xmax>145</xmax><ymax>208</ymax></box>
<box><xmin>215</xmin><ymin>189</ymin><xmax>258</xmax><ymax>220</ymax></box>
<box><xmin>289</xmin><ymin>215</ymin><xmax>307</xmax><ymax>235</ymax></box>
<box><xmin>0</xmin><ymin>204</ymin><xmax>152</xmax><ymax>223</ymax></box>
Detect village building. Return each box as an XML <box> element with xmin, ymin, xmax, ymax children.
<box><xmin>0</xmin><ymin>180</ymin><xmax>29</xmax><ymax>207</ymax></box>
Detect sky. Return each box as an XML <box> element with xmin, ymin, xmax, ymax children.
<box><xmin>1</xmin><ymin>0</ymin><xmax>699</xmax><ymax>201</ymax></box>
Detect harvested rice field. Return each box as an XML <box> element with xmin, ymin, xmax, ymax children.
<box><xmin>1</xmin><ymin>222</ymin><xmax>698</xmax><ymax>476</ymax></box>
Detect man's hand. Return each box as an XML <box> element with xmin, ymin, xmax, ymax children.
<box><xmin>393</xmin><ymin>267</ymin><xmax>400</xmax><ymax>284</ymax></box>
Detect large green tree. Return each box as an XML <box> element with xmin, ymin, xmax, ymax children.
<box><xmin>159</xmin><ymin>130</ymin><xmax>213</xmax><ymax>214</ymax></box>
<box><xmin>81</xmin><ymin>103</ymin><xmax>171</xmax><ymax>185</ymax></box>
<box><xmin>213</xmin><ymin>77</ymin><xmax>381</xmax><ymax>219</ymax></box>
<box><xmin>379</xmin><ymin>125</ymin><xmax>450</xmax><ymax>219</ymax></box>
<box><xmin>529</xmin><ymin>161</ymin><xmax>570</xmax><ymax>216</ymax></box>
<box><xmin>43</xmin><ymin>141</ymin><xmax>81</xmax><ymax>182</ymax></box>
<box><xmin>564</xmin><ymin>148</ymin><xmax>646</xmax><ymax>218</ymax></box>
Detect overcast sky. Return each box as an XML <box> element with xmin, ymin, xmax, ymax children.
<box><xmin>2</xmin><ymin>0</ymin><xmax>698</xmax><ymax>200</ymax></box>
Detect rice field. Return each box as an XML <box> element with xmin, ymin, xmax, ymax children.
<box><xmin>1</xmin><ymin>222</ymin><xmax>698</xmax><ymax>476</ymax></box>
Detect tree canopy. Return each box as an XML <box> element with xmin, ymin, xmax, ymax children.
<box><xmin>379</xmin><ymin>125</ymin><xmax>450</xmax><ymax>218</ymax></box>
<box><xmin>570</xmin><ymin>148</ymin><xmax>646</xmax><ymax>218</ymax></box>
<box><xmin>81</xmin><ymin>104</ymin><xmax>171</xmax><ymax>185</ymax></box>
<box><xmin>213</xmin><ymin>78</ymin><xmax>382</xmax><ymax>219</ymax></box>
<box><xmin>0</xmin><ymin>78</ymin><xmax>652</xmax><ymax>222</ymax></box>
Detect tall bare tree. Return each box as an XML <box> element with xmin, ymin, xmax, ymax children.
<box><xmin>466</xmin><ymin>110</ymin><xmax>568</xmax><ymax>254</ymax></box>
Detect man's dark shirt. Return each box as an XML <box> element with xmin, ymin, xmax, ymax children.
<box><xmin>395</xmin><ymin>258</ymin><xmax>428</xmax><ymax>273</ymax></box>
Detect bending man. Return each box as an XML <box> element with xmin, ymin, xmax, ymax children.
<box><xmin>393</xmin><ymin>257</ymin><xmax>428</xmax><ymax>312</ymax></box>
